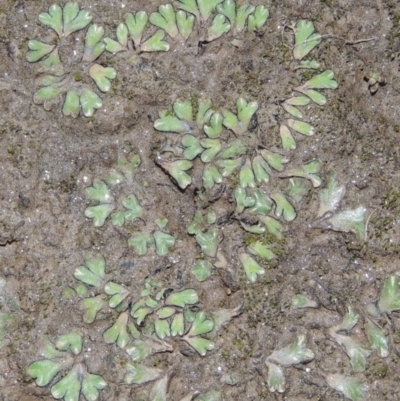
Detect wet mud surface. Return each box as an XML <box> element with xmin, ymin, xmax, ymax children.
<box><xmin>1</xmin><ymin>0</ymin><xmax>400</xmax><ymax>400</ymax></box>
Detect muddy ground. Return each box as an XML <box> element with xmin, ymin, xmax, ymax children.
<box><xmin>1</xmin><ymin>0</ymin><xmax>400</xmax><ymax>400</ymax></box>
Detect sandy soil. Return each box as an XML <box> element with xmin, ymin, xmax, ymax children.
<box><xmin>1</xmin><ymin>0</ymin><xmax>400</xmax><ymax>400</ymax></box>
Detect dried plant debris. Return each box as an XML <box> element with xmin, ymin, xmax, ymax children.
<box><xmin>317</xmin><ymin>170</ymin><xmax>346</xmax><ymax>217</ymax></box>
<box><xmin>288</xmin><ymin>284</ymin><xmax>397</xmax><ymax>398</ymax></box>
<box><xmin>27</xmin><ymin>334</ymin><xmax>106</xmax><ymax>401</ymax></box>
<box><xmin>364</xmin><ymin>276</ymin><xmax>400</xmax><ymax>319</ymax></box>
<box><xmin>326</xmin><ymin>374</ymin><xmax>368</xmax><ymax>401</ymax></box>
<box><xmin>377</xmin><ymin>275</ymin><xmax>400</xmax><ymax>314</ymax></box>
<box><xmin>265</xmin><ymin>334</ymin><xmax>315</xmax><ymax>393</ymax></box>
<box><xmin>291</xmin><ymin>294</ymin><xmax>318</xmax><ymax>309</ymax></box>
<box><xmin>326</xmin><ymin>206</ymin><xmax>368</xmax><ymax>240</ymax></box>
<box><xmin>328</xmin><ymin>307</ymin><xmax>371</xmax><ymax>372</ymax></box>
<box><xmin>285</xmin><ymin>290</ymin><xmax>393</xmax><ymax>398</ymax></box>
<box><xmin>364</xmin><ymin>319</ymin><xmax>389</xmax><ymax>358</ymax></box>
<box><xmin>316</xmin><ymin>171</ymin><xmax>368</xmax><ymax>240</ymax></box>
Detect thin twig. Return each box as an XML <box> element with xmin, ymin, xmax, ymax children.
<box><xmin>364</xmin><ymin>208</ymin><xmax>377</xmax><ymax>241</ymax></box>
<box><xmin>319</xmin><ymin>34</ymin><xmax>377</xmax><ymax>45</ymax></box>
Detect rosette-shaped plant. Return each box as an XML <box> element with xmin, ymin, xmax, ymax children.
<box><xmin>26</xmin><ymin>2</ymin><xmax>116</xmax><ymax>117</ymax></box>
<box><xmin>27</xmin><ymin>333</ymin><xmax>106</xmax><ymax>401</ymax></box>
<box><xmin>151</xmin><ymin>18</ymin><xmax>339</xmax><ymax>283</ymax></box>
<box><xmin>67</xmin><ymin>252</ymin><xmax>240</xmax><ymax>399</ymax></box>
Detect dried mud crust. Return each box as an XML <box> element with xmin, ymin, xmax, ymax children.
<box><xmin>0</xmin><ymin>0</ymin><xmax>400</xmax><ymax>400</ymax></box>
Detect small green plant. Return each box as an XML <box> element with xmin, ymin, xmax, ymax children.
<box><xmin>74</xmin><ymin>254</ymin><xmax>106</xmax><ymax>287</ymax></box>
<box><xmin>26</xmin><ymin>2</ymin><xmax>116</xmax><ymax>117</ymax></box>
<box><xmin>216</xmin><ymin>1</ymin><xmax>256</xmax><ymax>35</ymax></box>
<box><xmin>68</xmin><ymin>252</ymin><xmax>240</xmax><ymax>398</ymax></box>
<box><xmin>285</xmin><ymin>178</ymin><xmax>309</xmax><ymax>203</ymax></box>
<box><xmin>84</xmin><ymin>179</ymin><xmax>115</xmax><ymax>226</ymax></box>
<box><xmin>128</xmin><ymin>218</ymin><xmax>175</xmax><ymax>256</ymax></box>
<box><xmin>364</xmin><ymin>69</ymin><xmax>386</xmax><ymax>94</ymax></box>
<box><xmin>103</xmin><ymin>0</ymin><xmax>268</xmax><ymax>57</ymax></box>
<box><xmin>282</xmin><ymin>161</ymin><xmax>322</xmax><ymax>188</ymax></box>
<box><xmin>84</xmin><ymin>179</ymin><xmax>143</xmax><ymax>227</ymax></box>
<box><xmin>27</xmin><ymin>334</ymin><xmax>106</xmax><ymax>401</ymax></box>
<box><xmin>23</xmin><ymin>4</ymin><xmax>372</xmax><ymax>399</ymax></box>
<box><xmin>292</xmin><ymin>20</ymin><xmax>322</xmax><ymax>60</ymax></box>
<box><xmin>83</xmin><ymin>152</ymin><xmax>159</xmax><ymax>237</ymax></box>
<box><xmin>238</xmin><ymin>252</ymin><xmax>265</xmax><ymax>282</ymax></box>
<box><xmin>104</xmin><ymin>11</ymin><xmax>170</xmax><ymax>53</ymax></box>
<box><xmin>191</xmin><ymin>260</ymin><xmax>213</xmax><ymax>282</ymax></box>
<box><xmin>152</xmin><ymin>27</ymin><xmax>339</xmax><ymax>283</ymax></box>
